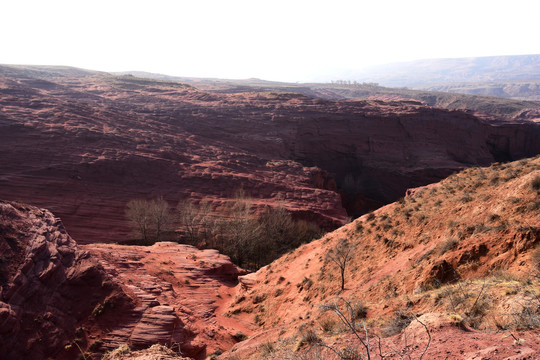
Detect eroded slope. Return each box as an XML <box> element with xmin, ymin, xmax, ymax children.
<box><xmin>225</xmin><ymin>156</ymin><xmax>540</xmax><ymax>359</ymax></box>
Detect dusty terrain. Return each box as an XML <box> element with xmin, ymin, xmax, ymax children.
<box><xmin>1</xmin><ymin>156</ymin><xmax>539</xmax><ymax>360</ymax></box>
<box><xmin>1</xmin><ymin>65</ymin><xmax>540</xmax><ymax>244</ymax></box>
<box><xmin>222</xmin><ymin>156</ymin><xmax>540</xmax><ymax>359</ymax></box>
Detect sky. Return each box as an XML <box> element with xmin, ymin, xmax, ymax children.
<box><xmin>1</xmin><ymin>0</ymin><xmax>539</xmax><ymax>82</ymax></box>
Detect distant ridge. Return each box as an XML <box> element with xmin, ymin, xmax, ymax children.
<box><xmin>339</xmin><ymin>54</ymin><xmax>540</xmax><ymax>88</ymax></box>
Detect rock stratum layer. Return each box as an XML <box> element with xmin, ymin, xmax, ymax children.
<box><xmin>1</xmin><ymin>65</ymin><xmax>540</xmax><ymax>242</ymax></box>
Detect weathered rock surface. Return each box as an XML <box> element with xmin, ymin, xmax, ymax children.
<box><xmin>1</xmin><ymin>65</ymin><xmax>539</xmax><ymax>242</ymax></box>
<box><xmin>0</xmin><ymin>200</ymin><xmax>256</xmax><ymax>360</ymax></box>
<box><xmin>0</xmin><ymin>200</ymin><xmax>116</xmax><ymax>359</ymax></box>
<box><xmin>83</xmin><ymin>242</ymin><xmax>252</xmax><ymax>359</ymax></box>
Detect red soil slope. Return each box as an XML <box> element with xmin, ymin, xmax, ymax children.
<box><xmin>1</xmin><ymin>65</ymin><xmax>539</xmax><ymax>243</ymax></box>
<box><xmin>223</xmin><ymin>156</ymin><xmax>540</xmax><ymax>359</ymax></box>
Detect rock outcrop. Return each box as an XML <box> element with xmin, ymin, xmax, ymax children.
<box><xmin>84</xmin><ymin>242</ymin><xmax>251</xmax><ymax>359</ymax></box>
<box><xmin>0</xmin><ymin>200</ymin><xmax>116</xmax><ymax>359</ymax></box>
<box><xmin>0</xmin><ymin>200</ymin><xmax>253</xmax><ymax>360</ymax></box>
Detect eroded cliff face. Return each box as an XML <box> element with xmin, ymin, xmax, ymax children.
<box><xmin>291</xmin><ymin>105</ymin><xmax>540</xmax><ymax>215</ymax></box>
<box><xmin>0</xmin><ymin>200</ymin><xmax>117</xmax><ymax>359</ymax></box>
<box><xmin>0</xmin><ymin>66</ymin><xmax>539</xmax><ymax>242</ymax></box>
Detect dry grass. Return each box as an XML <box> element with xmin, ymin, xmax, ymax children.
<box><xmin>102</xmin><ymin>344</ymin><xmax>188</xmax><ymax>360</ymax></box>
<box><xmin>532</xmin><ymin>246</ymin><xmax>540</xmax><ymax>272</ymax></box>
<box><xmin>381</xmin><ymin>311</ymin><xmax>413</xmax><ymax>337</ymax></box>
<box><xmin>295</xmin><ymin>328</ymin><xmax>321</xmax><ymax>350</ymax></box>
<box><xmin>430</xmin><ymin>274</ymin><xmax>540</xmax><ymax>330</ymax></box>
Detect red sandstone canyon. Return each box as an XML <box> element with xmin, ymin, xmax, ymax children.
<box><xmin>1</xmin><ymin>65</ymin><xmax>540</xmax><ymax>360</ymax></box>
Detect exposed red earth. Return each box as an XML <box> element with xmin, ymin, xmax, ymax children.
<box><xmin>2</xmin><ymin>156</ymin><xmax>539</xmax><ymax>359</ymax></box>
<box><xmin>221</xmin><ymin>156</ymin><xmax>540</xmax><ymax>359</ymax></box>
<box><xmin>1</xmin><ymin>65</ymin><xmax>540</xmax><ymax>244</ymax></box>
<box><xmin>1</xmin><ymin>65</ymin><xmax>540</xmax><ymax>360</ymax></box>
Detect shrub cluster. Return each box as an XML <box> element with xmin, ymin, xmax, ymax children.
<box><xmin>127</xmin><ymin>192</ymin><xmax>322</xmax><ymax>269</ymax></box>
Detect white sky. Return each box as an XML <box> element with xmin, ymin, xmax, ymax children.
<box><xmin>1</xmin><ymin>0</ymin><xmax>539</xmax><ymax>82</ymax></box>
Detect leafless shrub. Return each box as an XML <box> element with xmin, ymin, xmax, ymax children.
<box><xmin>296</xmin><ymin>328</ymin><xmax>321</xmax><ymax>350</ymax></box>
<box><xmin>319</xmin><ymin>316</ymin><xmax>338</xmax><ymax>333</ymax></box>
<box><xmin>260</xmin><ymin>341</ymin><xmax>276</xmax><ymax>356</ymax></box>
<box><xmin>381</xmin><ymin>311</ymin><xmax>413</xmax><ymax>337</ymax></box>
<box><xmin>439</xmin><ymin>279</ymin><xmax>493</xmax><ymax>329</ymax></box>
<box><xmin>232</xmin><ymin>331</ymin><xmax>248</xmax><ymax>341</ymax></box>
<box><xmin>438</xmin><ymin>237</ymin><xmax>459</xmax><ymax>255</ymax></box>
<box><xmin>326</xmin><ymin>239</ymin><xmax>356</xmax><ymax>291</ymax></box>
<box><xmin>125</xmin><ymin>197</ymin><xmax>172</xmax><ymax>243</ymax></box>
<box><xmin>295</xmin><ymin>297</ymin><xmax>431</xmax><ymax>360</ymax></box>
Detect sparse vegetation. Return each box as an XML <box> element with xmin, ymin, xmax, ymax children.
<box><xmin>295</xmin><ymin>328</ymin><xmax>321</xmax><ymax>349</ymax></box>
<box><xmin>294</xmin><ymin>297</ymin><xmax>431</xmax><ymax>360</ymax></box>
<box><xmin>233</xmin><ymin>331</ymin><xmax>248</xmax><ymax>342</ymax></box>
<box><xmin>381</xmin><ymin>310</ymin><xmax>413</xmax><ymax>337</ymax></box>
<box><xmin>438</xmin><ymin>237</ymin><xmax>459</xmax><ymax>255</ymax></box>
<box><xmin>175</xmin><ymin>191</ymin><xmax>323</xmax><ymax>269</ymax></box>
<box><xmin>326</xmin><ymin>238</ymin><xmax>355</xmax><ymax>291</ymax></box>
<box><xmin>531</xmin><ymin>175</ymin><xmax>540</xmax><ymax>191</ymax></box>
<box><xmin>103</xmin><ymin>344</ymin><xmax>130</xmax><ymax>360</ymax></box>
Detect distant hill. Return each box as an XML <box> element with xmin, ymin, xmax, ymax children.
<box><xmin>421</xmin><ymin>79</ymin><xmax>540</xmax><ymax>101</ymax></box>
<box><xmin>342</xmin><ymin>54</ymin><xmax>540</xmax><ymax>87</ymax></box>
<box><xmin>114</xmin><ymin>69</ymin><xmax>540</xmax><ymax>119</ymax></box>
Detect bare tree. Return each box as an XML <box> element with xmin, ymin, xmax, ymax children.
<box><xmin>176</xmin><ymin>191</ymin><xmax>322</xmax><ymax>269</ymax></box>
<box><xmin>126</xmin><ymin>199</ymin><xmax>153</xmax><ymax>243</ymax></box>
<box><xmin>218</xmin><ymin>191</ymin><xmax>261</xmax><ymax>267</ymax></box>
<box><xmin>177</xmin><ymin>199</ymin><xmax>213</xmax><ymax>245</ymax></box>
<box><xmin>149</xmin><ymin>197</ymin><xmax>171</xmax><ymax>242</ymax></box>
<box><xmin>177</xmin><ymin>200</ymin><xmax>201</xmax><ymax>244</ymax></box>
<box><xmin>326</xmin><ymin>238</ymin><xmax>355</xmax><ymax>291</ymax></box>
<box><xmin>195</xmin><ymin>200</ymin><xmax>214</xmax><ymax>245</ymax></box>
<box><xmin>125</xmin><ymin>197</ymin><xmax>171</xmax><ymax>243</ymax></box>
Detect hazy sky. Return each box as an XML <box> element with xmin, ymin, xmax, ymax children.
<box><xmin>2</xmin><ymin>0</ymin><xmax>539</xmax><ymax>82</ymax></box>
